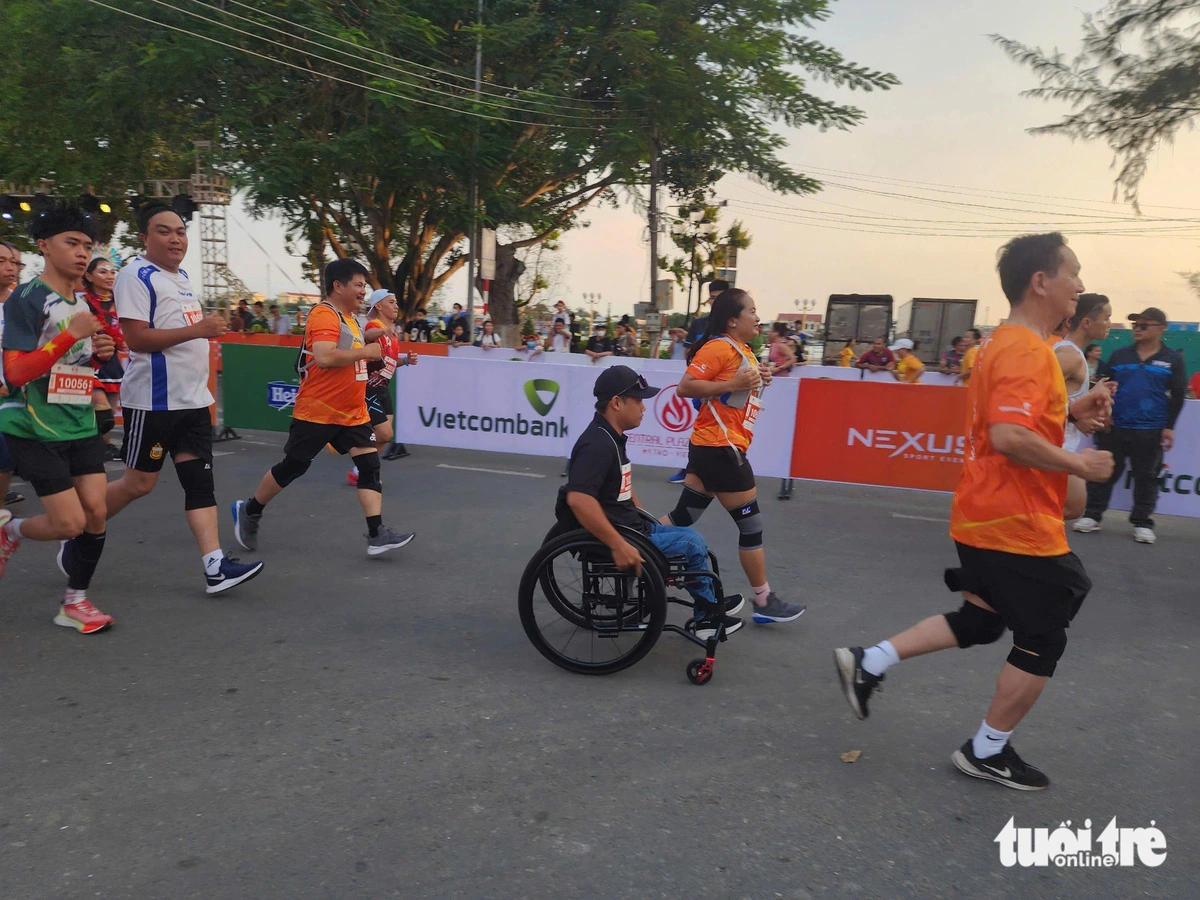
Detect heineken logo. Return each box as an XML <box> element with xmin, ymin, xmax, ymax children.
<box><xmin>524</xmin><ymin>378</ymin><xmax>560</xmax><ymax>416</ymax></box>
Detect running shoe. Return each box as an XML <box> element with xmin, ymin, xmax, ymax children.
<box><xmin>0</xmin><ymin>509</ymin><xmax>19</xmax><ymax>578</ymax></box>
<box><xmin>205</xmin><ymin>556</ymin><xmax>265</xmax><ymax>595</ymax></box>
<box><xmin>667</xmin><ymin>469</ymin><xmax>687</xmax><ymax>484</ymax></box>
<box><xmin>105</xmin><ymin>443</ymin><xmax>124</xmax><ymax>462</ymax></box>
<box><xmin>54</xmin><ymin>599</ymin><xmax>115</xmax><ymax>634</ymax></box>
<box><xmin>231</xmin><ymin>500</ymin><xmax>260</xmax><ymax>552</ymax></box>
<box><xmin>751</xmin><ymin>592</ymin><xmax>806</xmax><ymax>624</ymax></box>
<box><xmin>367</xmin><ymin>526</ymin><xmax>415</xmax><ymax>556</ymax></box>
<box><xmin>694</xmin><ymin>614</ymin><xmax>744</xmax><ymax>641</ymax></box>
<box><xmin>1133</xmin><ymin>527</ymin><xmax>1156</xmax><ymax>544</ymax></box>
<box><xmin>723</xmin><ymin>593</ymin><xmax>746</xmax><ymax>616</ymax></box>
<box><xmin>5</xmin><ymin>489</ymin><xmax>24</xmax><ymax>505</ymax></box>
<box><xmin>951</xmin><ymin>740</ymin><xmax>1049</xmax><ymax>791</ymax></box>
<box><xmin>1072</xmin><ymin>517</ymin><xmax>1101</xmax><ymax>533</ymax></box>
<box><xmin>347</xmin><ymin>469</ymin><xmax>359</xmax><ymax>487</ymax></box>
<box><xmin>833</xmin><ymin>646</ymin><xmax>884</xmax><ymax>720</ymax></box>
<box><xmin>383</xmin><ymin>443</ymin><xmax>409</xmax><ymax>460</ymax></box>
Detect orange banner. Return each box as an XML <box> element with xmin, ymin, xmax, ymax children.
<box><xmin>791</xmin><ymin>380</ymin><xmax>968</xmax><ymax>491</ymax></box>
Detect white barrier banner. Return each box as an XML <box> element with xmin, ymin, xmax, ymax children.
<box><xmin>1080</xmin><ymin>405</ymin><xmax>1200</xmax><ymax>518</ymax></box>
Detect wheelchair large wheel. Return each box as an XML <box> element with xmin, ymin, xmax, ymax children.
<box><xmin>519</xmin><ymin>530</ymin><xmax>667</xmax><ymax>675</ymax></box>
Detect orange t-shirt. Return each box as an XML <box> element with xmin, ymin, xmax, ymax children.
<box><xmin>685</xmin><ymin>338</ymin><xmax>759</xmax><ymax>453</ymax></box>
<box><xmin>293</xmin><ymin>303</ymin><xmax>369</xmax><ymax>426</ymax></box>
<box><xmin>950</xmin><ymin>324</ymin><xmax>1069</xmax><ymax>556</ymax></box>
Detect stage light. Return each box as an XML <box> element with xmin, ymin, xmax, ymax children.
<box><xmin>99</xmin><ymin>202</ymin><xmax>112</xmax><ymax>214</ymax></box>
<box><xmin>19</xmin><ymin>201</ymin><xmax>31</xmax><ymax>212</ymax></box>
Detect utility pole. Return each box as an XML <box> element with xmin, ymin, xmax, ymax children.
<box><xmin>645</xmin><ymin>129</ymin><xmax>662</xmax><ymax>354</ymax></box>
<box><xmin>465</xmin><ymin>0</ymin><xmax>484</xmax><ymax>337</ymax></box>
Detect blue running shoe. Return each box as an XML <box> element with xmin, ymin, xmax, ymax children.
<box><xmin>751</xmin><ymin>592</ymin><xmax>806</xmax><ymax>624</ymax></box>
<box><xmin>206</xmin><ymin>555</ymin><xmax>264</xmax><ymax>595</ymax></box>
<box><xmin>667</xmin><ymin>469</ymin><xmax>687</xmax><ymax>484</ymax></box>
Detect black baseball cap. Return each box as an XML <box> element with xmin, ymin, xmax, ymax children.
<box><xmin>1127</xmin><ymin>307</ymin><xmax>1167</xmax><ymax>325</ymax></box>
<box><xmin>594</xmin><ymin>366</ymin><xmax>661</xmax><ymax>403</ymax></box>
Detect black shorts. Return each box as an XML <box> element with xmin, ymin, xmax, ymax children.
<box><xmin>123</xmin><ymin>407</ymin><xmax>214</xmax><ymax>472</ymax></box>
<box><xmin>0</xmin><ymin>433</ymin><xmax>13</xmax><ymax>474</ymax></box>
<box><xmin>686</xmin><ymin>443</ymin><xmax>756</xmax><ymax>493</ymax></box>
<box><xmin>366</xmin><ymin>387</ymin><xmax>392</xmax><ymax>427</ymax></box>
<box><xmin>284</xmin><ymin>418</ymin><xmax>377</xmax><ymax>460</ymax></box>
<box><xmin>2</xmin><ymin>433</ymin><xmax>107</xmax><ymax>496</ymax></box>
<box><xmin>948</xmin><ymin>542</ymin><xmax>1090</xmax><ymax>636</ymax></box>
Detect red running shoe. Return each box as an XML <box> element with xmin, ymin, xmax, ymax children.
<box><xmin>54</xmin><ymin>599</ymin><xmax>115</xmax><ymax>634</ymax></box>
<box><xmin>347</xmin><ymin>469</ymin><xmax>359</xmax><ymax>486</ymax></box>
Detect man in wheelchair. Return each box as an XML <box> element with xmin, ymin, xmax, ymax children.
<box><xmin>556</xmin><ymin>366</ymin><xmax>745</xmax><ymax>639</ymax></box>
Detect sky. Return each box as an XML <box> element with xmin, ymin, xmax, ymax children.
<box><xmin>180</xmin><ymin>0</ymin><xmax>1200</xmax><ymax>327</ymax></box>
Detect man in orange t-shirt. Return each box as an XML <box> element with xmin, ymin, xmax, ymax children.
<box><xmin>835</xmin><ymin>233</ymin><xmax>1115</xmax><ymax>792</ymax></box>
<box><xmin>231</xmin><ymin>258</ymin><xmax>415</xmax><ymax>558</ymax></box>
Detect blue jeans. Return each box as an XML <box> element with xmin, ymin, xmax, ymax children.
<box><xmin>647</xmin><ymin>523</ymin><xmax>719</xmax><ymax>614</ymax></box>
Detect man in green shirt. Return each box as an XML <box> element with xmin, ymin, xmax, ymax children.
<box><xmin>0</xmin><ymin>204</ymin><xmax>117</xmax><ymax>634</ymax></box>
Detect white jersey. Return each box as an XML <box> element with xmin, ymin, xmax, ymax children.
<box><xmin>114</xmin><ymin>257</ymin><xmax>213</xmax><ymax>411</ymax></box>
<box><xmin>1054</xmin><ymin>339</ymin><xmax>1090</xmax><ymax>452</ymax></box>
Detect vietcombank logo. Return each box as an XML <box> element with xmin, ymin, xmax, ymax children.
<box><xmin>417</xmin><ymin>378</ymin><xmax>568</xmax><ymax>438</ymax></box>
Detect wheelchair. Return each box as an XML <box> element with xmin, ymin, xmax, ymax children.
<box><xmin>517</xmin><ymin>511</ymin><xmax>737</xmax><ymax>685</ymax></box>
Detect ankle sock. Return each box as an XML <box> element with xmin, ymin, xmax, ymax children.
<box><xmin>4</xmin><ymin>517</ymin><xmax>24</xmax><ymax>542</ymax></box>
<box><xmin>203</xmin><ymin>549</ymin><xmax>225</xmax><ymax>576</ymax></box>
<box><xmin>752</xmin><ymin>583</ymin><xmax>771</xmax><ymax>607</ymax></box>
<box><xmin>972</xmin><ymin>720</ymin><xmax>1012</xmax><ymax>759</ymax></box>
<box><xmin>366</xmin><ymin>515</ymin><xmax>382</xmax><ymax>539</ymax></box>
<box><xmin>246</xmin><ymin>497</ymin><xmax>265</xmax><ymax>517</ymax></box>
<box><xmin>861</xmin><ymin>640</ymin><xmax>900</xmax><ymax>677</ymax></box>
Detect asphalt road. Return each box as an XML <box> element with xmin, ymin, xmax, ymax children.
<box><xmin>1</xmin><ymin>432</ymin><xmax>1195</xmax><ymax>899</ymax></box>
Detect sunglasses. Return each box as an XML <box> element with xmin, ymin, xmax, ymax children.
<box><xmin>617</xmin><ymin>375</ymin><xmax>650</xmax><ymax>397</ymax></box>
<box><xmin>1131</xmin><ymin>322</ymin><xmax>1163</xmax><ymax>330</ymax></box>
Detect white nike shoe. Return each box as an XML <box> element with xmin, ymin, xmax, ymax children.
<box><xmin>1133</xmin><ymin>527</ymin><xmax>1156</xmax><ymax>544</ymax></box>
<box><xmin>1072</xmin><ymin>517</ymin><xmax>1101</xmax><ymax>533</ymax></box>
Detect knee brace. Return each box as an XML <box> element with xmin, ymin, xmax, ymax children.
<box><xmin>353</xmin><ymin>451</ymin><xmax>382</xmax><ymax>493</ymax></box>
<box><xmin>95</xmin><ymin>407</ymin><xmax>116</xmax><ymax>436</ymax></box>
<box><xmin>944</xmin><ymin>599</ymin><xmax>1005</xmax><ymax>648</ymax></box>
<box><xmin>669</xmin><ymin>486</ymin><xmax>713</xmax><ymax>526</ymax></box>
<box><xmin>270</xmin><ymin>454</ymin><xmax>312</xmax><ymax>489</ymax></box>
<box><xmin>1009</xmin><ymin>628</ymin><xmax>1067</xmax><ymax>678</ymax></box>
<box><xmin>727</xmin><ymin>500</ymin><xmax>763</xmax><ymax>550</ymax></box>
<box><xmin>176</xmin><ymin>458</ymin><xmax>216</xmax><ymax>511</ymax></box>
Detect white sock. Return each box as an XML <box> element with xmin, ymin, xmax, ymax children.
<box><xmin>861</xmin><ymin>640</ymin><xmax>900</xmax><ymax>677</ymax></box>
<box><xmin>203</xmin><ymin>549</ymin><xmax>225</xmax><ymax>576</ymax></box>
<box><xmin>4</xmin><ymin>517</ymin><xmax>24</xmax><ymax>542</ymax></box>
<box><xmin>972</xmin><ymin>720</ymin><xmax>1012</xmax><ymax>759</ymax></box>
<box><xmin>64</xmin><ymin>588</ymin><xmax>87</xmax><ymax>606</ymax></box>
<box><xmin>752</xmin><ymin>583</ymin><xmax>771</xmax><ymax>607</ymax></box>
<box><xmin>351</xmin><ymin>464</ymin><xmax>359</xmax><ymax>476</ymax></box>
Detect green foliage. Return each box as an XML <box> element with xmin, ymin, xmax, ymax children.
<box><xmin>994</xmin><ymin>1</ymin><xmax>1200</xmax><ymax>207</ymax></box>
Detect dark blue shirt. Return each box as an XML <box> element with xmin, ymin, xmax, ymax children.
<box><xmin>1099</xmin><ymin>344</ymin><xmax>1187</xmax><ymax>430</ymax></box>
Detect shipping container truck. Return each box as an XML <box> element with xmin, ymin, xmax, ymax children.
<box><xmin>894</xmin><ymin>298</ymin><xmax>978</xmax><ymax>365</ymax></box>
<box><xmin>822</xmin><ymin>294</ymin><xmax>893</xmax><ymax>365</ymax></box>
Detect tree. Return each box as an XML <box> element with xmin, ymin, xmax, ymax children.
<box><xmin>661</xmin><ymin>198</ymin><xmax>753</xmax><ymax>323</ymax></box>
<box><xmin>993</xmin><ymin>1</ymin><xmax>1200</xmax><ymax>207</ymax></box>
<box><xmin>1182</xmin><ymin>270</ymin><xmax>1200</xmax><ymax>298</ymax></box>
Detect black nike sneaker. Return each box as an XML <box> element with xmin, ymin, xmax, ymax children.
<box><xmin>833</xmin><ymin>646</ymin><xmax>884</xmax><ymax>720</ymax></box>
<box><xmin>951</xmin><ymin>740</ymin><xmax>1050</xmax><ymax>791</ymax></box>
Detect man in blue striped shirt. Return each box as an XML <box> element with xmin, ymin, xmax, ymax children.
<box><xmin>1074</xmin><ymin>307</ymin><xmax>1187</xmax><ymax>544</ymax></box>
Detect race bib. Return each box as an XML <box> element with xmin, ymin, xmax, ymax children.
<box><xmin>617</xmin><ymin>461</ymin><xmax>633</xmax><ymax>502</ymax></box>
<box><xmin>380</xmin><ymin>359</ymin><xmax>398</xmax><ymax>381</ymax></box>
<box><xmin>47</xmin><ymin>363</ymin><xmax>95</xmax><ymax>405</ymax></box>
<box><xmin>355</xmin><ymin>359</ymin><xmax>368</xmax><ymax>382</ymax></box>
<box><xmin>743</xmin><ymin>392</ymin><xmax>763</xmax><ymax>433</ymax></box>
<box><xmin>181</xmin><ymin>299</ymin><xmax>205</xmax><ymax>326</ymax></box>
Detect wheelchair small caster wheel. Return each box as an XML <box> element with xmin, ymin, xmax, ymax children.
<box><xmin>687</xmin><ymin>658</ymin><xmax>714</xmax><ymax>685</ymax></box>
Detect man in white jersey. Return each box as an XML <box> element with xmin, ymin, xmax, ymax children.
<box><xmin>1054</xmin><ymin>293</ymin><xmax>1114</xmax><ymax>519</ymax></box>
<box><xmin>102</xmin><ymin>202</ymin><xmax>263</xmax><ymax>594</ymax></box>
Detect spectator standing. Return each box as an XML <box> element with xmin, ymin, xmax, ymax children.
<box><xmin>405</xmin><ymin>307</ymin><xmax>433</xmax><ymax>343</ymax></box>
<box><xmin>855</xmin><ymin>337</ymin><xmax>895</xmax><ymax>373</ymax></box>
<box><xmin>667</xmin><ymin>327</ymin><xmax>688</xmax><ymax>360</ymax></box>
<box><xmin>235</xmin><ymin>299</ymin><xmax>254</xmax><ymax>331</ymax></box>
<box><xmin>614</xmin><ymin>323</ymin><xmax>637</xmax><ymax>358</ymax></box>
<box><xmin>1085</xmin><ymin>343</ymin><xmax>1102</xmax><ymax>382</ymax></box>
<box><xmin>837</xmin><ymin>342</ymin><xmax>856</xmax><ymax>367</ymax></box>
<box><xmin>250</xmin><ymin>301</ymin><xmax>270</xmax><ymax>332</ymax></box>
<box><xmin>475</xmin><ymin>319</ymin><xmax>502</xmax><ymax>348</ymax></box>
<box><xmin>958</xmin><ymin>327</ymin><xmax>983</xmax><ymax>384</ymax></box>
<box><xmin>449</xmin><ymin>323</ymin><xmax>471</xmax><ymax>347</ymax></box>
<box><xmin>939</xmin><ymin>336</ymin><xmax>966</xmax><ymax>375</ymax></box>
<box><xmin>546</xmin><ymin>320</ymin><xmax>571</xmax><ymax>353</ymax></box>
<box><xmin>891</xmin><ymin>339</ymin><xmax>925</xmax><ymax>383</ymax></box>
<box><xmin>684</xmin><ymin>280</ymin><xmax>729</xmax><ymax>348</ymax></box>
<box><xmin>585</xmin><ymin>323</ymin><xmax>613</xmax><ymax>362</ymax></box>
<box><xmin>1075</xmin><ymin>307</ymin><xmax>1187</xmax><ymax>544</ymax></box>
<box><xmin>228</xmin><ymin>305</ymin><xmax>245</xmax><ymax>332</ymax></box>
<box><xmin>551</xmin><ymin>300</ymin><xmax>571</xmax><ymax>329</ymax></box>
<box><xmin>269</xmin><ymin>304</ymin><xmax>292</xmax><ymax>335</ymax></box>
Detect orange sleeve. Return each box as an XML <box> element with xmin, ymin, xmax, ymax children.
<box><xmin>305</xmin><ymin>306</ymin><xmax>342</xmax><ymax>345</ymax></box>
<box><xmin>985</xmin><ymin>344</ymin><xmax>1052</xmax><ymax>428</ymax></box>
<box><xmin>686</xmin><ymin>340</ymin><xmax>734</xmax><ymax>381</ymax></box>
